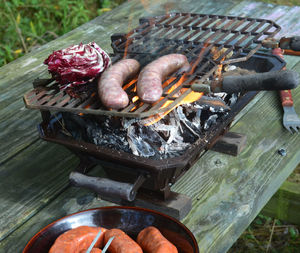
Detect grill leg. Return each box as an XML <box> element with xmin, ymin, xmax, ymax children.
<box><xmin>74</xmin><ymin>155</ymin><xmax>97</xmax><ymax>174</ymax></box>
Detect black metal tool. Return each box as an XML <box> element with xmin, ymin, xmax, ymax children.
<box><xmin>69</xmin><ymin>172</ymin><xmax>146</xmax><ymax>202</ymax></box>
<box><xmin>191</xmin><ymin>70</ymin><xmax>299</xmax><ymax>94</ymax></box>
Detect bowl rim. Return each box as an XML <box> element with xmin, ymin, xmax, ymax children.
<box><xmin>23</xmin><ymin>205</ymin><xmax>199</xmax><ymax>253</ymax></box>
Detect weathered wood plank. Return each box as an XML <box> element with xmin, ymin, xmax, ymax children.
<box><xmin>0</xmin><ymin>169</ymin><xmax>113</xmax><ymax>252</ymax></box>
<box><xmin>1</xmin><ymin>0</ymin><xmax>300</xmax><ymax>252</ymax></box>
<box><xmin>172</xmin><ymin>85</ymin><xmax>300</xmax><ymax>253</ymax></box>
<box><xmin>1</xmin><ymin>0</ymin><xmax>300</xmax><ymax>164</ymax></box>
<box><xmin>1</xmin><ymin>88</ymin><xmax>299</xmax><ymax>252</ymax></box>
<box><xmin>0</xmin><ymin>140</ymin><xmax>78</xmax><ymax>241</ymax></box>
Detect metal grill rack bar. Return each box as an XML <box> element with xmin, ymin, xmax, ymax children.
<box><xmin>23</xmin><ymin>13</ymin><xmax>281</xmax><ymax>118</ymax></box>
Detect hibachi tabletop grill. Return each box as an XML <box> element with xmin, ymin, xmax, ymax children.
<box><xmin>23</xmin><ymin>13</ymin><xmax>287</xmax><ymax>217</ymax></box>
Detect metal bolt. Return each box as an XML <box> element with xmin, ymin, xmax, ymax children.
<box><xmin>215</xmin><ymin>159</ymin><xmax>222</xmax><ymax>165</ymax></box>
<box><xmin>278</xmin><ymin>148</ymin><xmax>287</xmax><ymax>156</ymax></box>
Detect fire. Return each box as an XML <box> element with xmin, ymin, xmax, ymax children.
<box><xmin>144</xmin><ymin>90</ymin><xmax>203</xmax><ymax>126</ymax></box>
<box><xmin>142</xmin><ymin>41</ymin><xmax>213</xmax><ymax>126</ymax></box>
<box><xmin>142</xmin><ymin>41</ymin><xmax>212</xmax><ymax>126</ymax></box>
<box><xmin>143</xmin><ymin>75</ymin><xmax>203</xmax><ymax>126</ymax></box>
<box><xmin>211</xmin><ymin>47</ymin><xmax>228</xmax><ymax>80</ymax></box>
<box><xmin>78</xmin><ymin>92</ymin><xmax>96</xmax><ymax>116</ymax></box>
<box><xmin>132</xmin><ymin>96</ymin><xmax>139</xmax><ymax>103</ymax></box>
<box><xmin>188</xmin><ymin>41</ymin><xmax>211</xmax><ymax>75</ymax></box>
<box><xmin>122</xmin><ymin>78</ymin><xmax>137</xmax><ymax>91</ymax></box>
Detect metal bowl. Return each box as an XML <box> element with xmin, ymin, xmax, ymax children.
<box><xmin>23</xmin><ymin>206</ymin><xmax>199</xmax><ymax>253</ymax></box>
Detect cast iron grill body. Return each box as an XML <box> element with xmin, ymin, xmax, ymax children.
<box><xmin>26</xmin><ymin>13</ymin><xmax>285</xmax><ymax>199</ymax></box>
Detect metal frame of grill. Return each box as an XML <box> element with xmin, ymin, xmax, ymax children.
<box><xmin>23</xmin><ymin>13</ymin><xmax>281</xmax><ymax>118</ymax></box>
<box><xmin>24</xmin><ymin>13</ymin><xmax>287</xmax><ymax>204</ymax></box>
<box><xmin>38</xmin><ymin>51</ymin><xmax>285</xmax><ymax>198</ymax></box>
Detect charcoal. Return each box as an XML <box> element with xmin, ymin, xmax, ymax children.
<box><xmin>228</xmin><ymin>93</ymin><xmax>238</xmax><ymax>106</ymax></box>
<box><xmin>127</xmin><ymin>125</ymin><xmax>157</xmax><ymax>158</ymax></box>
<box><xmin>60</xmin><ymin>98</ymin><xmax>230</xmax><ymax>158</ymax></box>
<box><xmin>61</xmin><ymin>112</ymin><xmax>89</xmax><ymax>140</ymax></box>
<box><xmin>204</xmin><ymin>114</ymin><xmax>219</xmax><ymax>130</ymax></box>
<box><xmin>173</xmin><ymin>106</ymin><xmax>200</xmax><ymax>141</ymax></box>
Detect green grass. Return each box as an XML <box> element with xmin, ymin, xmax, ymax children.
<box><xmin>0</xmin><ymin>0</ymin><xmax>299</xmax><ymax>251</ymax></box>
<box><xmin>0</xmin><ymin>0</ymin><xmax>299</xmax><ymax>67</ymax></box>
<box><xmin>228</xmin><ymin>215</ymin><xmax>300</xmax><ymax>252</ymax></box>
<box><xmin>0</xmin><ymin>0</ymin><xmax>125</xmax><ymax>67</ymax></box>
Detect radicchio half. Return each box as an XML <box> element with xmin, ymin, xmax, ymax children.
<box><xmin>44</xmin><ymin>42</ymin><xmax>111</xmax><ymax>90</ymax></box>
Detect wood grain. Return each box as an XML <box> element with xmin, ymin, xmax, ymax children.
<box><xmin>0</xmin><ymin>0</ymin><xmax>300</xmax><ymax>253</ymax></box>
<box><xmin>0</xmin><ymin>169</ymin><xmax>113</xmax><ymax>252</ymax></box>
<box><xmin>0</xmin><ymin>140</ymin><xmax>78</xmax><ymax>241</ymax></box>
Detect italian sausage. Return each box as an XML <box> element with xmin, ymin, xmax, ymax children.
<box><xmin>137</xmin><ymin>54</ymin><xmax>190</xmax><ymax>103</ymax></box>
<box><xmin>98</xmin><ymin>58</ymin><xmax>140</xmax><ymax>109</ymax></box>
<box><xmin>49</xmin><ymin>226</ymin><xmax>106</xmax><ymax>253</ymax></box>
<box><xmin>104</xmin><ymin>228</ymin><xmax>143</xmax><ymax>253</ymax></box>
<box><xmin>137</xmin><ymin>226</ymin><xmax>178</xmax><ymax>253</ymax></box>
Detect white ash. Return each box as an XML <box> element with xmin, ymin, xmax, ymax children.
<box><xmin>60</xmin><ymin>99</ymin><xmax>232</xmax><ymax>159</ymax></box>
<box><xmin>204</xmin><ymin>114</ymin><xmax>219</xmax><ymax>130</ymax></box>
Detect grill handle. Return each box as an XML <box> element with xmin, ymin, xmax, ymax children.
<box><xmin>69</xmin><ymin>172</ymin><xmax>146</xmax><ymax>202</ymax></box>
<box><xmin>221</xmin><ymin>70</ymin><xmax>299</xmax><ymax>93</ymax></box>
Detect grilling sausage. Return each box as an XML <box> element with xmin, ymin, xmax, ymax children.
<box><xmin>137</xmin><ymin>54</ymin><xmax>190</xmax><ymax>103</ymax></box>
<box><xmin>98</xmin><ymin>58</ymin><xmax>140</xmax><ymax>109</ymax></box>
<box><xmin>137</xmin><ymin>226</ymin><xmax>178</xmax><ymax>253</ymax></box>
<box><xmin>49</xmin><ymin>226</ymin><xmax>106</xmax><ymax>253</ymax></box>
<box><xmin>104</xmin><ymin>228</ymin><xmax>143</xmax><ymax>253</ymax></box>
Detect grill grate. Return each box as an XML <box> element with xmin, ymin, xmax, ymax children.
<box><xmin>24</xmin><ymin>13</ymin><xmax>281</xmax><ymax>118</ymax></box>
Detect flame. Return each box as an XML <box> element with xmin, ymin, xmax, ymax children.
<box><xmin>215</xmin><ymin>62</ymin><xmax>224</xmax><ymax>80</ymax></box>
<box><xmin>143</xmin><ymin>41</ymin><xmax>213</xmax><ymax>126</ymax></box>
<box><xmin>211</xmin><ymin>47</ymin><xmax>226</xmax><ymax>80</ymax></box>
<box><xmin>188</xmin><ymin>41</ymin><xmax>210</xmax><ymax>75</ymax></box>
<box><xmin>132</xmin><ymin>96</ymin><xmax>139</xmax><ymax>103</ymax></box>
<box><xmin>78</xmin><ymin>92</ymin><xmax>96</xmax><ymax>116</ymax></box>
<box><xmin>144</xmin><ymin>90</ymin><xmax>203</xmax><ymax>126</ymax></box>
<box><xmin>122</xmin><ymin>78</ymin><xmax>137</xmax><ymax>91</ymax></box>
<box><xmin>144</xmin><ymin>75</ymin><xmax>203</xmax><ymax>126</ymax></box>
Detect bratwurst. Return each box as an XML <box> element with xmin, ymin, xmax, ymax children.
<box><xmin>137</xmin><ymin>54</ymin><xmax>190</xmax><ymax>103</ymax></box>
<box><xmin>104</xmin><ymin>228</ymin><xmax>143</xmax><ymax>253</ymax></box>
<box><xmin>137</xmin><ymin>226</ymin><xmax>178</xmax><ymax>253</ymax></box>
<box><xmin>98</xmin><ymin>58</ymin><xmax>140</xmax><ymax>109</ymax></box>
<box><xmin>49</xmin><ymin>226</ymin><xmax>106</xmax><ymax>253</ymax></box>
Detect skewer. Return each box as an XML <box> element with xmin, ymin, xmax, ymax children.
<box><xmin>102</xmin><ymin>236</ymin><xmax>115</xmax><ymax>253</ymax></box>
<box><xmin>86</xmin><ymin>229</ymin><xmax>102</xmax><ymax>253</ymax></box>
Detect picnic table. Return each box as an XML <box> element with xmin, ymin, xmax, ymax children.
<box><xmin>1</xmin><ymin>0</ymin><xmax>300</xmax><ymax>252</ymax></box>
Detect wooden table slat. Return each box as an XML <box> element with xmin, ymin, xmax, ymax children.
<box><xmin>0</xmin><ymin>1</ymin><xmax>300</xmax><ymax>252</ymax></box>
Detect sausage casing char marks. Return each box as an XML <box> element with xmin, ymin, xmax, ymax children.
<box><xmin>98</xmin><ymin>59</ymin><xmax>140</xmax><ymax>109</ymax></box>
<box><xmin>137</xmin><ymin>226</ymin><xmax>178</xmax><ymax>253</ymax></box>
<box><xmin>49</xmin><ymin>226</ymin><xmax>106</xmax><ymax>253</ymax></box>
<box><xmin>137</xmin><ymin>54</ymin><xmax>190</xmax><ymax>104</ymax></box>
<box><xmin>104</xmin><ymin>228</ymin><xmax>143</xmax><ymax>253</ymax></box>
